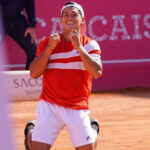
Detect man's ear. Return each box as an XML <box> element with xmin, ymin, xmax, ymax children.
<box><xmin>81</xmin><ymin>17</ymin><xmax>85</xmax><ymax>23</ymax></box>
<box><xmin>80</xmin><ymin>19</ymin><xmax>86</xmax><ymax>34</ymax></box>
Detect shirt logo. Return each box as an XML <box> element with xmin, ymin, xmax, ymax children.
<box><xmin>86</xmin><ymin>135</ymin><xmax>91</xmax><ymax>141</ymax></box>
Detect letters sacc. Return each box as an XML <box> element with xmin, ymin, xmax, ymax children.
<box><xmin>13</xmin><ymin>76</ymin><xmax>42</xmax><ymax>88</ymax></box>
<box><xmin>50</xmin><ymin>14</ymin><xmax>150</xmax><ymax>41</ymax></box>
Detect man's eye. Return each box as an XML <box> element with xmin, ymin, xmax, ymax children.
<box><xmin>64</xmin><ymin>14</ymin><xmax>68</xmax><ymax>17</ymax></box>
<box><xmin>72</xmin><ymin>14</ymin><xmax>77</xmax><ymax>17</ymax></box>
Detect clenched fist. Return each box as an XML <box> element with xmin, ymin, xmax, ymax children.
<box><xmin>47</xmin><ymin>33</ymin><xmax>61</xmax><ymax>50</ymax></box>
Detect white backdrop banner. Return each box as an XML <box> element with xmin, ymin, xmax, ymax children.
<box><xmin>2</xmin><ymin>71</ymin><xmax>42</xmax><ymax>101</ymax></box>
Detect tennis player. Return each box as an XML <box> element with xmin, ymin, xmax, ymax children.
<box><xmin>24</xmin><ymin>1</ymin><xmax>102</xmax><ymax>150</ymax></box>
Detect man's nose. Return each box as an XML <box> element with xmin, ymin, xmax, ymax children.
<box><xmin>68</xmin><ymin>15</ymin><xmax>74</xmax><ymax>19</ymax></box>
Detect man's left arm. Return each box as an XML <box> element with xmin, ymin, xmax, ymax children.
<box><xmin>69</xmin><ymin>30</ymin><xmax>103</xmax><ymax>79</ymax></box>
<box><xmin>77</xmin><ymin>45</ymin><xmax>103</xmax><ymax>79</ymax></box>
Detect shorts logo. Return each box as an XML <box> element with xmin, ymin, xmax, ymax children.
<box><xmin>86</xmin><ymin>135</ymin><xmax>91</xmax><ymax>141</ymax></box>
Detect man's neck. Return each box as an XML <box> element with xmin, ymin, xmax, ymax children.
<box><xmin>62</xmin><ymin>29</ymin><xmax>80</xmax><ymax>41</ymax></box>
<box><xmin>62</xmin><ymin>32</ymin><xmax>70</xmax><ymax>42</ymax></box>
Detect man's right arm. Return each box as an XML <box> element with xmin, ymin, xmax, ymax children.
<box><xmin>29</xmin><ymin>46</ymin><xmax>53</xmax><ymax>78</ymax></box>
<box><xmin>29</xmin><ymin>34</ymin><xmax>61</xmax><ymax>78</ymax></box>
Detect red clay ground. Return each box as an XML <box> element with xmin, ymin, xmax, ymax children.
<box><xmin>9</xmin><ymin>88</ymin><xmax>150</xmax><ymax>150</ymax></box>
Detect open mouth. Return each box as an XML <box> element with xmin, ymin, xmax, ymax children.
<box><xmin>66</xmin><ymin>22</ymin><xmax>75</xmax><ymax>27</ymax></box>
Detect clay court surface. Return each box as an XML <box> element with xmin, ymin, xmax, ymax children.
<box><xmin>9</xmin><ymin>88</ymin><xmax>150</xmax><ymax>150</ymax></box>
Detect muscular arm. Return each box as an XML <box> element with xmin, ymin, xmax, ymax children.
<box><xmin>29</xmin><ymin>47</ymin><xmax>53</xmax><ymax>78</ymax></box>
<box><xmin>69</xmin><ymin>30</ymin><xmax>102</xmax><ymax>79</ymax></box>
<box><xmin>29</xmin><ymin>34</ymin><xmax>61</xmax><ymax>78</ymax></box>
<box><xmin>76</xmin><ymin>45</ymin><xmax>102</xmax><ymax>79</ymax></box>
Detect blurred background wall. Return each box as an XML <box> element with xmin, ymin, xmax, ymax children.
<box><xmin>1</xmin><ymin>0</ymin><xmax>150</xmax><ymax>91</ymax></box>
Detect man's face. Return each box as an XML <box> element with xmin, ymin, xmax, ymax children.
<box><xmin>61</xmin><ymin>6</ymin><xmax>84</xmax><ymax>33</ymax></box>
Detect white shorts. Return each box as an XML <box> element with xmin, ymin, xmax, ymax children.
<box><xmin>32</xmin><ymin>100</ymin><xmax>96</xmax><ymax>147</ymax></box>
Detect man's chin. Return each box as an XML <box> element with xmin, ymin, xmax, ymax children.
<box><xmin>66</xmin><ymin>27</ymin><xmax>76</xmax><ymax>32</ymax></box>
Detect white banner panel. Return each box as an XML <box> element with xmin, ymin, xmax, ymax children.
<box><xmin>2</xmin><ymin>71</ymin><xmax>42</xmax><ymax>101</ymax></box>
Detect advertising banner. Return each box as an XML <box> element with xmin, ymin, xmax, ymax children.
<box><xmin>3</xmin><ymin>71</ymin><xmax>42</xmax><ymax>100</ymax></box>
<box><xmin>2</xmin><ymin>0</ymin><xmax>150</xmax><ymax>90</ymax></box>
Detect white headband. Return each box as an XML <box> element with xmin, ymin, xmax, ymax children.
<box><xmin>61</xmin><ymin>3</ymin><xmax>84</xmax><ymax>17</ymax></box>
